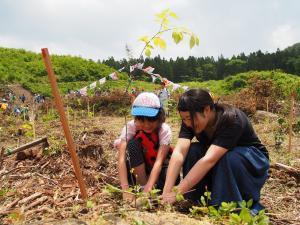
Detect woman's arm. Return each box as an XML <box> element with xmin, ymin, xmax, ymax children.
<box><xmin>162</xmin><ymin>138</ymin><xmax>191</xmax><ymax>194</ymax></box>
<box><xmin>143</xmin><ymin>145</ymin><xmax>170</xmax><ymax>192</ymax></box>
<box><xmin>178</xmin><ymin>144</ymin><xmax>228</xmax><ymax>196</ymax></box>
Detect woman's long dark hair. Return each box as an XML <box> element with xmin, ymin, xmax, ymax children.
<box><xmin>178</xmin><ymin>89</ymin><xmax>237</xmax><ymax>130</ymax></box>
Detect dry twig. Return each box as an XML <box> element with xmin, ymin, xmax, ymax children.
<box><xmin>19</xmin><ymin>192</ymin><xmax>43</xmax><ymax>205</ymax></box>
<box><xmin>24</xmin><ymin>196</ymin><xmax>48</xmax><ymax>211</ymax></box>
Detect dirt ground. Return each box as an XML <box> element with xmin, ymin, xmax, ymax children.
<box><xmin>0</xmin><ymin>109</ymin><xmax>300</xmax><ymax>225</ymax></box>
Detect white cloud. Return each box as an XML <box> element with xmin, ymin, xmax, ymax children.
<box><xmin>271</xmin><ymin>25</ymin><xmax>298</xmax><ymax>50</ymax></box>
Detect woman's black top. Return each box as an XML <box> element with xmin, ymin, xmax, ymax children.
<box><xmin>178</xmin><ymin>107</ymin><xmax>269</xmax><ymax>158</ymax></box>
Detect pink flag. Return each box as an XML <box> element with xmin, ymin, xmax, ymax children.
<box><xmin>143</xmin><ymin>66</ymin><xmax>155</xmax><ymax>74</ymax></box>
<box><xmin>109</xmin><ymin>72</ymin><xmax>119</xmax><ymax>80</ymax></box>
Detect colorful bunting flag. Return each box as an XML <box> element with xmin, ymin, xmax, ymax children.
<box><xmin>109</xmin><ymin>72</ymin><xmax>119</xmax><ymax>80</ymax></box>
<box><xmin>99</xmin><ymin>77</ymin><xmax>106</xmax><ymax>84</ymax></box>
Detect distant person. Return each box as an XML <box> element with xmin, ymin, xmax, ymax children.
<box><xmin>1</xmin><ymin>101</ymin><xmax>8</xmax><ymax>112</ymax></box>
<box><xmin>13</xmin><ymin>107</ymin><xmax>21</xmax><ymax>116</ymax></box>
<box><xmin>9</xmin><ymin>93</ymin><xmax>16</xmax><ymax>102</ymax></box>
<box><xmin>162</xmin><ymin>89</ymin><xmax>269</xmax><ymax>215</ymax></box>
<box><xmin>20</xmin><ymin>94</ymin><xmax>26</xmax><ymax>103</ymax></box>
<box><xmin>114</xmin><ymin>92</ymin><xmax>178</xmax><ymax>202</ymax></box>
<box><xmin>40</xmin><ymin>95</ymin><xmax>45</xmax><ymax>103</ymax></box>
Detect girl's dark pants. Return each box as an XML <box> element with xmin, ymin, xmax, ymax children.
<box><xmin>183</xmin><ymin>142</ymin><xmax>269</xmax><ymax>213</ymax></box>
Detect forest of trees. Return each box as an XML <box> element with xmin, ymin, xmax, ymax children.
<box><xmin>102</xmin><ymin>43</ymin><xmax>300</xmax><ymax>83</ymax></box>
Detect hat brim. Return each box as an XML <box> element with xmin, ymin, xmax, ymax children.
<box><xmin>131</xmin><ymin>106</ymin><xmax>159</xmax><ymax>117</ymax></box>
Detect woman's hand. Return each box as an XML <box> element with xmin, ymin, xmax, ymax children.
<box><xmin>162</xmin><ymin>191</ymin><xmax>176</xmax><ymax>204</ymax></box>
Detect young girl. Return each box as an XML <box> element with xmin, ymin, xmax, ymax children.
<box><xmin>162</xmin><ymin>89</ymin><xmax>269</xmax><ymax>214</ymax></box>
<box><xmin>114</xmin><ymin>92</ymin><xmax>175</xmax><ymax>201</ymax></box>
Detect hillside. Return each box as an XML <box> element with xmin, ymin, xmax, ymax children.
<box><xmin>0</xmin><ymin>47</ymin><xmax>128</xmax><ymax>96</ymax></box>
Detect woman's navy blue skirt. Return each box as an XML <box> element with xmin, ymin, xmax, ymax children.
<box><xmin>183</xmin><ymin>142</ymin><xmax>269</xmax><ymax>213</ymax></box>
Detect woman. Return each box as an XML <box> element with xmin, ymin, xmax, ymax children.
<box><xmin>162</xmin><ymin>89</ymin><xmax>269</xmax><ymax>214</ymax></box>
<box><xmin>114</xmin><ymin>92</ymin><xmax>176</xmax><ymax>201</ymax></box>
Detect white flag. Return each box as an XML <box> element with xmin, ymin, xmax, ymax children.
<box><xmin>172</xmin><ymin>83</ymin><xmax>181</xmax><ymax>92</ymax></box>
<box><xmin>151</xmin><ymin>75</ymin><xmax>157</xmax><ymax>83</ymax></box>
<box><xmin>99</xmin><ymin>77</ymin><xmax>106</xmax><ymax>84</ymax></box>
<box><xmin>182</xmin><ymin>86</ymin><xmax>189</xmax><ymax>91</ymax></box>
<box><xmin>118</xmin><ymin>67</ymin><xmax>125</xmax><ymax>72</ymax></box>
<box><xmin>136</xmin><ymin>63</ymin><xmax>144</xmax><ymax>70</ymax></box>
<box><xmin>89</xmin><ymin>81</ymin><xmax>97</xmax><ymax>89</ymax></box>
<box><xmin>79</xmin><ymin>87</ymin><xmax>87</xmax><ymax>96</ymax></box>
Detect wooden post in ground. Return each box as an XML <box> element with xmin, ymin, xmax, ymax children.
<box><xmin>288</xmin><ymin>92</ymin><xmax>295</xmax><ymax>152</ymax></box>
<box><xmin>41</xmin><ymin>48</ymin><xmax>88</xmax><ymax>199</ymax></box>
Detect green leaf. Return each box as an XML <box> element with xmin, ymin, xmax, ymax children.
<box><xmin>175</xmin><ymin>193</ymin><xmax>184</xmax><ymax>202</ymax></box>
<box><xmin>158</xmin><ymin>38</ymin><xmax>166</xmax><ymax>50</ymax></box>
<box><xmin>204</xmin><ymin>191</ymin><xmax>211</xmax><ymax>200</ymax></box>
<box><xmin>239</xmin><ymin>207</ymin><xmax>252</xmax><ymax>223</ymax></box>
<box><xmin>153</xmin><ymin>37</ymin><xmax>160</xmax><ymax>47</ymax></box>
<box><xmin>190</xmin><ymin>35</ymin><xmax>196</xmax><ymax>49</ymax></box>
<box><xmin>86</xmin><ymin>199</ymin><xmax>94</xmax><ymax>209</ymax></box>
<box><xmin>195</xmin><ymin>36</ymin><xmax>200</xmax><ymax>45</ymax></box>
<box><xmin>169</xmin><ymin>11</ymin><xmax>178</xmax><ymax>19</ymax></box>
<box><xmin>247</xmin><ymin>199</ymin><xmax>253</xmax><ymax>208</ymax></box>
<box><xmin>139</xmin><ymin>35</ymin><xmax>149</xmax><ymax>43</ymax></box>
<box><xmin>172</xmin><ymin>31</ymin><xmax>183</xmax><ymax>44</ymax></box>
<box><xmin>153</xmin><ymin>37</ymin><xmax>166</xmax><ymax>49</ymax></box>
<box><xmin>240</xmin><ymin>200</ymin><xmax>247</xmax><ymax>208</ymax></box>
<box><xmin>103</xmin><ymin>184</ymin><xmax>121</xmax><ymax>193</ymax></box>
<box><xmin>230</xmin><ymin>213</ymin><xmax>242</xmax><ymax>223</ymax></box>
<box><xmin>208</xmin><ymin>206</ymin><xmax>219</xmax><ymax>217</ymax></box>
<box><xmin>200</xmin><ymin>196</ymin><xmax>206</xmax><ymax>206</ymax></box>
<box><xmin>145</xmin><ymin>48</ymin><xmax>151</xmax><ymax>57</ymax></box>
<box><xmin>221</xmin><ymin>202</ymin><xmax>228</xmax><ymax>207</ymax></box>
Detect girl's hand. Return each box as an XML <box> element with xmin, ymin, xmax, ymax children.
<box><xmin>162</xmin><ymin>192</ymin><xmax>176</xmax><ymax>204</ymax></box>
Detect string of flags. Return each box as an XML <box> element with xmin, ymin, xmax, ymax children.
<box><xmin>78</xmin><ymin>63</ymin><xmax>189</xmax><ymax>96</ymax></box>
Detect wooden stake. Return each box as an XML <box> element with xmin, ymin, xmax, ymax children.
<box><xmin>41</xmin><ymin>48</ymin><xmax>88</xmax><ymax>199</ymax></box>
<box><xmin>288</xmin><ymin>92</ymin><xmax>295</xmax><ymax>152</ymax></box>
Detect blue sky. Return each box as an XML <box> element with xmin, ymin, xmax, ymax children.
<box><xmin>0</xmin><ymin>0</ymin><xmax>299</xmax><ymax>60</ymax></box>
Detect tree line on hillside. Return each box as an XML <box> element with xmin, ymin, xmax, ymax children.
<box><xmin>102</xmin><ymin>43</ymin><xmax>300</xmax><ymax>82</ymax></box>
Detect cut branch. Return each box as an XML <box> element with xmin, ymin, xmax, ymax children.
<box><xmin>24</xmin><ymin>196</ymin><xmax>48</xmax><ymax>211</ymax></box>
<box><xmin>19</xmin><ymin>192</ymin><xmax>43</xmax><ymax>205</ymax></box>
<box><xmin>4</xmin><ymin>136</ymin><xmax>48</xmax><ymax>157</ymax></box>
<box><xmin>271</xmin><ymin>162</ymin><xmax>300</xmax><ymax>179</ymax></box>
